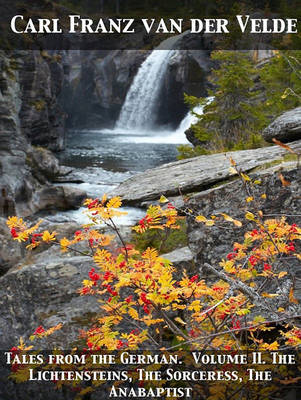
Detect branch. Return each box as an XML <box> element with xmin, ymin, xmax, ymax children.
<box><xmin>166</xmin><ymin>314</ymin><xmax>301</xmax><ymax>351</ymax></box>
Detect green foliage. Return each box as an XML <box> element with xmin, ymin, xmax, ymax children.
<box><xmin>260</xmin><ymin>51</ymin><xmax>301</xmax><ymax>115</ymax></box>
<box><xmin>178</xmin><ymin>50</ymin><xmax>300</xmax><ymax>160</ymax></box>
<box><xmin>132</xmin><ymin>218</ymin><xmax>187</xmax><ymax>254</ymax></box>
<box><xmin>177</xmin><ymin>144</ymin><xmax>209</xmax><ymax>160</ymax></box>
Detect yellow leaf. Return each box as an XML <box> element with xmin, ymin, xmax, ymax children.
<box><xmin>278</xmin><ymin>271</ymin><xmax>287</xmax><ymax>279</ymax></box>
<box><xmin>159</xmin><ymin>195</ymin><xmax>169</xmax><ymax>203</ymax></box>
<box><xmin>60</xmin><ymin>237</ymin><xmax>70</xmax><ymax>251</ymax></box>
<box><xmin>42</xmin><ymin>231</ymin><xmax>56</xmax><ymax>243</ymax></box>
<box><xmin>195</xmin><ymin>215</ymin><xmax>207</xmax><ymax>222</ymax></box>
<box><xmin>220</xmin><ymin>213</ymin><xmax>242</xmax><ymax>227</ymax></box>
<box><xmin>142</xmin><ymin>247</ymin><xmax>158</xmax><ymax>261</ymax></box>
<box><xmin>106</xmin><ymin>196</ymin><xmax>122</xmax><ymax>209</ymax></box>
<box><xmin>82</xmin><ymin>280</ymin><xmax>94</xmax><ymax>288</ymax></box>
<box><xmin>245</xmin><ymin>212</ymin><xmax>255</xmax><ymax>221</ymax></box>
<box><xmin>246</xmin><ymin>197</ymin><xmax>254</xmax><ymax>203</ymax></box>
<box><xmin>261</xmin><ymin>194</ymin><xmax>267</xmax><ymax>199</ymax></box>
<box><xmin>241</xmin><ymin>173</ymin><xmax>251</xmax><ymax>181</ymax></box>
<box><xmin>233</xmin><ymin>219</ymin><xmax>242</xmax><ymax>227</ymax></box>
<box><xmin>128</xmin><ymin>308</ymin><xmax>139</xmax><ymax>320</ymax></box>
<box><xmin>268</xmin><ymin>341</ymin><xmax>279</xmax><ymax>350</ymax></box>
<box><xmin>174</xmin><ymin>317</ymin><xmax>186</xmax><ymax>326</ymax></box>
<box><xmin>262</xmin><ymin>292</ymin><xmax>279</xmax><ymax>298</ymax></box>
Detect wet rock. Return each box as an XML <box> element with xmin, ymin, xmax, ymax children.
<box><xmin>159</xmin><ymin>50</ymin><xmax>213</xmax><ymax>127</ymax></box>
<box><xmin>111</xmin><ymin>140</ymin><xmax>301</xmax><ymax>205</ymax></box>
<box><xmin>27</xmin><ymin>146</ymin><xmax>61</xmax><ymax>182</ymax></box>
<box><xmin>263</xmin><ymin>107</ymin><xmax>301</xmax><ymax>143</ymax></box>
<box><xmin>34</xmin><ymin>185</ymin><xmax>87</xmax><ymax>211</ymax></box>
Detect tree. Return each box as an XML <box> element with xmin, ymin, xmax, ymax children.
<box><xmin>260</xmin><ymin>51</ymin><xmax>301</xmax><ymax>116</ymax></box>
<box><xmin>6</xmin><ymin>152</ymin><xmax>301</xmax><ymax>399</ymax></box>
<box><xmin>183</xmin><ymin>51</ymin><xmax>267</xmax><ymax>155</ymax></box>
<box><xmin>180</xmin><ymin>50</ymin><xmax>301</xmax><ymax>159</ymax></box>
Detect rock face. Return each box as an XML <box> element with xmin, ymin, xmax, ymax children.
<box><xmin>0</xmin><ymin>218</ymin><xmax>23</xmax><ymax>276</ymax></box>
<box><xmin>65</xmin><ymin>50</ymin><xmax>147</xmax><ymax>129</ymax></box>
<box><xmin>0</xmin><ymin>51</ymin><xmax>73</xmax><ymax>216</ymax></box>
<box><xmin>111</xmin><ymin>140</ymin><xmax>301</xmax><ymax>205</ymax></box>
<box><xmin>263</xmin><ymin>107</ymin><xmax>301</xmax><ymax>143</ymax></box>
<box><xmin>67</xmin><ymin>49</ymin><xmax>213</xmax><ymax>129</ymax></box>
<box><xmin>0</xmin><ymin>51</ymin><xmax>39</xmax><ymax>218</ymax></box>
<box><xmin>18</xmin><ymin>51</ymin><xmax>66</xmax><ymax>151</ymax></box>
<box><xmin>0</xmin><ymin>255</ymin><xmax>98</xmax><ymax>349</ymax></box>
<box><xmin>185</xmin><ymin>165</ymin><xmax>301</xmax><ymax>299</ymax></box>
<box><xmin>158</xmin><ymin>50</ymin><xmax>213</xmax><ymax>127</ymax></box>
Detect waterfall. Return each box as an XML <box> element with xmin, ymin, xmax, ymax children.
<box><xmin>116</xmin><ymin>35</ymin><xmax>184</xmax><ymax>131</ymax></box>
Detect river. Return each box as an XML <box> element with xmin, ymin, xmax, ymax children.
<box><xmin>53</xmin><ymin>127</ymin><xmax>187</xmax><ymax>225</ymax></box>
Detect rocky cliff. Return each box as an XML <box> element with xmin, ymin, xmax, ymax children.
<box><xmin>0</xmin><ymin>50</ymin><xmax>86</xmax><ymax>274</ymax></box>
<box><xmin>66</xmin><ymin>48</ymin><xmax>213</xmax><ymax>129</ymax></box>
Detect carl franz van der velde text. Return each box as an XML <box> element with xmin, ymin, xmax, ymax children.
<box><xmin>10</xmin><ymin>16</ymin><xmax>298</xmax><ymax>34</ymax></box>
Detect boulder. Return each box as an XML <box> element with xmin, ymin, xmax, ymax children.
<box><xmin>27</xmin><ymin>146</ymin><xmax>61</xmax><ymax>182</ymax></box>
<box><xmin>34</xmin><ymin>185</ymin><xmax>87</xmax><ymax>211</ymax></box>
<box><xmin>0</xmin><ymin>255</ymin><xmax>99</xmax><ymax>349</ymax></box>
<box><xmin>263</xmin><ymin>107</ymin><xmax>301</xmax><ymax>143</ymax></box>
<box><xmin>111</xmin><ymin>140</ymin><xmax>301</xmax><ymax>206</ymax></box>
<box><xmin>162</xmin><ymin>246</ymin><xmax>194</xmax><ymax>272</ymax></box>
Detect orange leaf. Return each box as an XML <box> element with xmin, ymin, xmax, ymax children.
<box><xmin>278</xmin><ymin>173</ymin><xmax>291</xmax><ymax>187</ymax></box>
<box><xmin>272</xmin><ymin>138</ymin><xmax>297</xmax><ymax>155</ymax></box>
<box><xmin>289</xmin><ymin>288</ymin><xmax>299</xmax><ymax>304</ymax></box>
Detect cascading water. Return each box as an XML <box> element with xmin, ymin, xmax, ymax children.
<box><xmin>116</xmin><ymin>50</ymin><xmax>175</xmax><ymax>130</ymax></box>
<box><xmin>125</xmin><ymin>100</ymin><xmax>213</xmax><ymax>144</ymax></box>
<box><xmin>116</xmin><ymin>35</ymin><xmax>184</xmax><ymax>131</ymax></box>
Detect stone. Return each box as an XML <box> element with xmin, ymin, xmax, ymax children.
<box><xmin>111</xmin><ymin>140</ymin><xmax>301</xmax><ymax>205</ymax></box>
<box><xmin>27</xmin><ymin>146</ymin><xmax>61</xmax><ymax>182</ymax></box>
<box><xmin>263</xmin><ymin>107</ymin><xmax>301</xmax><ymax>143</ymax></box>
<box><xmin>0</xmin><ymin>255</ymin><xmax>99</xmax><ymax>349</ymax></box>
<box><xmin>34</xmin><ymin>185</ymin><xmax>87</xmax><ymax>211</ymax></box>
<box><xmin>162</xmin><ymin>246</ymin><xmax>194</xmax><ymax>271</ymax></box>
<box><xmin>0</xmin><ymin>218</ymin><xmax>23</xmax><ymax>276</ymax></box>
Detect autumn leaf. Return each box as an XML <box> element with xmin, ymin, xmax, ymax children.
<box><xmin>245</xmin><ymin>212</ymin><xmax>255</xmax><ymax>221</ymax></box>
<box><xmin>174</xmin><ymin>317</ymin><xmax>186</xmax><ymax>326</ymax></box>
<box><xmin>195</xmin><ymin>215</ymin><xmax>207</xmax><ymax>222</ymax></box>
<box><xmin>272</xmin><ymin>138</ymin><xmax>297</xmax><ymax>155</ymax></box>
<box><xmin>278</xmin><ymin>172</ymin><xmax>291</xmax><ymax>187</ymax></box>
<box><xmin>106</xmin><ymin>196</ymin><xmax>122</xmax><ymax>209</ymax></box>
<box><xmin>42</xmin><ymin>231</ymin><xmax>57</xmax><ymax>243</ymax></box>
<box><xmin>159</xmin><ymin>195</ymin><xmax>169</xmax><ymax>203</ymax></box>
<box><xmin>289</xmin><ymin>288</ymin><xmax>299</xmax><ymax>304</ymax></box>
<box><xmin>241</xmin><ymin>172</ymin><xmax>251</xmax><ymax>181</ymax></box>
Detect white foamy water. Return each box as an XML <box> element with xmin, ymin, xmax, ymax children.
<box><xmin>115</xmin><ymin>35</ymin><xmax>188</xmax><ymax>130</ymax></box>
<box><xmin>113</xmin><ymin>98</ymin><xmax>214</xmax><ymax>144</ymax></box>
